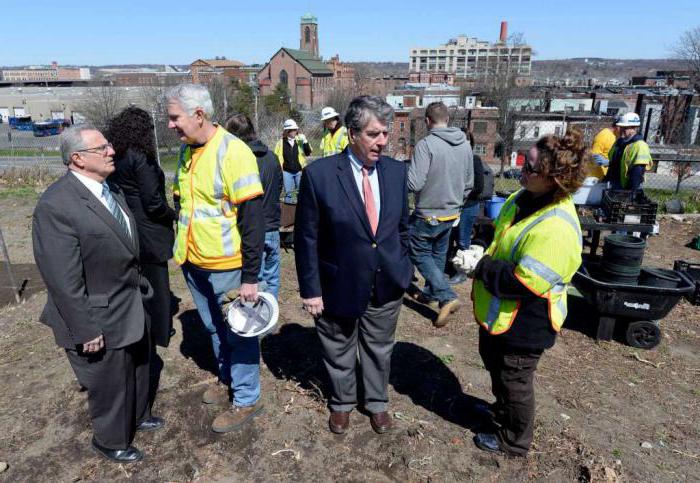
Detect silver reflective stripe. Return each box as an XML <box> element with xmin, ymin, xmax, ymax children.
<box><xmin>193</xmin><ymin>207</ymin><xmax>221</xmax><ymax>218</ymax></box>
<box><xmin>179</xmin><ymin>214</ymin><xmax>190</xmax><ymax>226</ymax></box>
<box><xmin>232</xmin><ymin>173</ymin><xmax>261</xmax><ymax>193</ymax></box>
<box><xmin>214</xmin><ymin>134</ymin><xmax>234</xmax><ymax>199</ymax></box>
<box><xmin>221</xmin><ymin>219</ymin><xmax>235</xmax><ymax>256</ymax></box>
<box><xmin>486</xmin><ymin>296</ymin><xmax>501</xmax><ymax>324</ymax></box>
<box><xmin>334</xmin><ymin>127</ymin><xmax>347</xmax><ymax>152</ymax></box>
<box><xmin>510</xmin><ymin>207</ymin><xmax>582</xmax><ymax>260</ymax></box>
<box><xmin>520</xmin><ymin>255</ymin><xmax>562</xmax><ymax>286</ymax></box>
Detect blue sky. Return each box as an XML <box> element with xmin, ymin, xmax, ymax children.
<box><xmin>0</xmin><ymin>0</ymin><xmax>697</xmax><ymax>66</ymax></box>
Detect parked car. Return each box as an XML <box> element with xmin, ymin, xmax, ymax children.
<box><xmin>502</xmin><ymin>168</ymin><xmax>522</xmax><ymax>180</ymax></box>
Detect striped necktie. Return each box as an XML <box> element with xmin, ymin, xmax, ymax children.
<box><xmin>101</xmin><ymin>183</ymin><xmax>131</xmax><ymax>240</ymax></box>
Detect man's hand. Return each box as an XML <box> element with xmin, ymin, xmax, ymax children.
<box><xmin>302</xmin><ymin>297</ymin><xmax>324</xmax><ymax>318</ymax></box>
<box><xmin>239</xmin><ymin>283</ymin><xmax>259</xmax><ymax>303</ymax></box>
<box><xmin>82</xmin><ymin>335</ymin><xmax>104</xmax><ymax>354</ymax></box>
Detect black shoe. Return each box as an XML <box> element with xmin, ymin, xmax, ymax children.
<box><xmin>91</xmin><ymin>437</ymin><xmax>143</xmax><ymax>463</ymax></box>
<box><xmin>473</xmin><ymin>433</ymin><xmax>503</xmax><ymax>454</ymax></box>
<box><xmin>136</xmin><ymin>416</ymin><xmax>165</xmax><ymax>432</ymax></box>
<box><xmin>448</xmin><ymin>273</ymin><xmax>468</xmax><ymax>285</ymax></box>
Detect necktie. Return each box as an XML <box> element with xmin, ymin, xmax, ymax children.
<box><xmin>361</xmin><ymin>166</ymin><xmax>378</xmax><ymax>236</ymax></box>
<box><xmin>102</xmin><ymin>184</ymin><xmax>131</xmax><ymax>240</ymax></box>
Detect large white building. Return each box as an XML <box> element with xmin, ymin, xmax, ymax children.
<box><xmin>409</xmin><ymin>22</ymin><xmax>532</xmax><ymax>83</ymax></box>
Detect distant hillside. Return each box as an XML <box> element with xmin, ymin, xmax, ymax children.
<box><xmin>532</xmin><ymin>58</ymin><xmax>688</xmax><ymax>83</ymax></box>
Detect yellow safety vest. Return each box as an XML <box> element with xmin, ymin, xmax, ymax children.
<box><xmin>320</xmin><ymin>126</ymin><xmax>349</xmax><ymax>157</ymax></box>
<box><xmin>588</xmin><ymin>127</ymin><xmax>616</xmax><ymax>179</ymax></box>
<box><xmin>274</xmin><ymin>138</ymin><xmax>308</xmax><ymax>170</ymax></box>
<box><xmin>173</xmin><ymin>126</ymin><xmax>263</xmax><ymax>270</ymax></box>
<box><xmin>472</xmin><ymin>190</ymin><xmax>583</xmax><ymax>335</ymax></box>
<box><xmin>608</xmin><ymin>139</ymin><xmax>653</xmax><ymax>189</ymax></box>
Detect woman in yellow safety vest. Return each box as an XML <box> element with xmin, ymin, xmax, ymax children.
<box><xmin>468</xmin><ymin>128</ymin><xmax>587</xmax><ymax>457</ymax></box>
<box><xmin>273</xmin><ymin>118</ymin><xmax>312</xmax><ymax>204</ymax></box>
<box><xmin>319</xmin><ymin>106</ymin><xmax>349</xmax><ymax>157</ymax></box>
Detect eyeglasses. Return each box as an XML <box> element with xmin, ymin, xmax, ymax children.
<box><xmin>75</xmin><ymin>143</ymin><xmax>113</xmax><ymax>155</ymax></box>
<box><xmin>521</xmin><ymin>152</ymin><xmax>541</xmax><ymax>174</ymax></box>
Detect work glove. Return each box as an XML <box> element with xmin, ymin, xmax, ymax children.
<box><xmin>452</xmin><ymin>246</ymin><xmax>485</xmax><ymax>277</ymax></box>
<box><xmin>296</xmin><ymin>133</ymin><xmax>307</xmax><ymax>144</ymax></box>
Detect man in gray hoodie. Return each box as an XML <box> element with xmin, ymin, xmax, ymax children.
<box><xmin>408</xmin><ymin>102</ymin><xmax>473</xmax><ymax>327</ymax></box>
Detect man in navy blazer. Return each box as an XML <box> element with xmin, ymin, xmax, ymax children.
<box><xmin>295</xmin><ymin>96</ymin><xmax>413</xmax><ymax>435</ymax></box>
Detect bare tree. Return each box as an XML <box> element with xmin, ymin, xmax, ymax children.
<box><xmin>78</xmin><ymin>85</ymin><xmax>124</xmax><ymax>131</ymax></box>
<box><xmin>138</xmin><ymin>85</ymin><xmax>180</xmax><ymax>154</ymax></box>
<box><xmin>673</xmin><ymin>26</ymin><xmax>700</xmax><ymax>91</ymax></box>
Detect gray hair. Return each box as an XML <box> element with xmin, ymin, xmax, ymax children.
<box><xmin>60</xmin><ymin>124</ymin><xmax>97</xmax><ymax>165</ymax></box>
<box><xmin>344</xmin><ymin>96</ymin><xmax>394</xmax><ymax>133</ymax></box>
<box><xmin>165</xmin><ymin>83</ymin><xmax>214</xmax><ymax>119</ymax></box>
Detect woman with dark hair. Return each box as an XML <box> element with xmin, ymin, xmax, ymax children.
<box><xmin>461</xmin><ymin>128</ymin><xmax>587</xmax><ymax>457</ymax></box>
<box><xmin>107</xmin><ymin>107</ymin><xmax>177</xmax><ymax>402</ymax></box>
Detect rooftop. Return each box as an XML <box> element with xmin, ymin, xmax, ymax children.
<box><xmin>281</xmin><ymin>48</ymin><xmax>332</xmax><ymax>75</ymax></box>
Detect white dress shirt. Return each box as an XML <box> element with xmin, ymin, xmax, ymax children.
<box><xmin>71</xmin><ymin>171</ymin><xmax>132</xmax><ymax>238</ymax></box>
<box><xmin>347</xmin><ymin>150</ymin><xmax>381</xmax><ymax>218</ymax></box>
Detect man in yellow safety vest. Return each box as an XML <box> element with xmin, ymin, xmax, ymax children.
<box><xmin>605</xmin><ymin>112</ymin><xmax>653</xmax><ymax>190</ymax></box>
<box><xmin>167</xmin><ymin>84</ymin><xmax>265</xmax><ymax>433</ymax></box>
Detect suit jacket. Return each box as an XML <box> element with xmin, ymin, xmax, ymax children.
<box><xmin>32</xmin><ymin>172</ymin><xmax>147</xmax><ymax>349</ymax></box>
<box><xmin>109</xmin><ymin>148</ymin><xmax>176</xmax><ymax>263</ymax></box>
<box><xmin>294</xmin><ymin>149</ymin><xmax>413</xmax><ymax>318</ymax></box>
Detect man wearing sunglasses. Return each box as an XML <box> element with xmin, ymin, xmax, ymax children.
<box><xmin>32</xmin><ymin>124</ymin><xmax>159</xmax><ymax>463</ymax></box>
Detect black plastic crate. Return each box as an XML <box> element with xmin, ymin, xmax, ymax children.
<box><xmin>602</xmin><ymin>190</ymin><xmax>658</xmax><ymax>225</ymax></box>
<box><xmin>673</xmin><ymin>260</ymin><xmax>700</xmax><ymax>305</ymax></box>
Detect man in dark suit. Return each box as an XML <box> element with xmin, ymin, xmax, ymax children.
<box><xmin>295</xmin><ymin>96</ymin><xmax>413</xmax><ymax>435</ymax></box>
<box><xmin>32</xmin><ymin>125</ymin><xmax>162</xmax><ymax>463</ymax></box>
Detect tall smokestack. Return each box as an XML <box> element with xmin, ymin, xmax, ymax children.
<box><xmin>499</xmin><ymin>21</ymin><xmax>508</xmax><ymax>43</ymax></box>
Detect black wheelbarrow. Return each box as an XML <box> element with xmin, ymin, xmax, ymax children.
<box><xmin>572</xmin><ymin>259</ymin><xmax>695</xmax><ymax>349</ymax></box>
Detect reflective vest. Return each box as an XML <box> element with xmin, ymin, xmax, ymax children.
<box><xmin>608</xmin><ymin>139</ymin><xmax>653</xmax><ymax>189</ymax></box>
<box><xmin>173</xmin><ymin>126</ymin><xmax>263</xmax><ymax>270</ymax></box>
<box><xmin>274</xmin><ymin>138</ymin><xmax>308</xmax><ymax>170</ymax></box>
<box><xmin>320</xmin><ymin>126</ymin><xmax>349</xmax><ymax>157</ymax></box>
<box><xmin>588</xmin><ymin>127</ymin><xmax>616</xmax><ymax>179</ymax></box>
<box><xmin>472</xmin><ymin>190</ymin><xmax>583</xmax><ymax>335</ymax></box>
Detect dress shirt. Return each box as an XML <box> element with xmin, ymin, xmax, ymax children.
<box><xmin>348</xmin><ymin>150</ymin><xmax>381</xmax><ymax>219</ymax></box>
<box><xmin>71</xmin><ymin>171</ymin><xmax>132</xmax><ymax>238</ymax></box>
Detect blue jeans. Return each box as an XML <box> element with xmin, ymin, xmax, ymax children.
<box><xmin>409</xmin><ymin>215</ymin><xmax>457</xmax><ymax>304</ymax></box>
<box><xmin>181</xmin><ymin>264</ymin><xmax>260</xmax><ymax>407</ymax></box>
<box><xmin>259</xmin><ymin>231</ymin><xmax>281</xmax><ymax>299</ymax></box>
<box><xmin>283</xmin><ymin>171</ymin><xmax>302</xmax><ymax>204</ymax></box>
<box><xmin>457</xmin><ymin>201</ymin><xmax>481</xmax><ymax>250</ymax></box>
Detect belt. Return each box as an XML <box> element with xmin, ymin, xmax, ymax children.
<box><xmin>417</xmin><ymin>214</ymin><xmax>459</xmax><ymax>226</ymax></box>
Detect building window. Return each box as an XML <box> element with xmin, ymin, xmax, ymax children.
<box><xmin>400</xmin><ymin>122</ymin><xmax>405</xmax><ymax>131</ymax></box>
<box><xmin>305</xmin><ymin>26</ymin><xmax>311</xmax><ymax>43</ymax></box>
<box><xmin>280</xmin><ymin>69</ymin><xmax>288</xmax><ymax>86</ymax></box>
<box><xmin>554</xmin><ymin>126</ymin><xmax>562</xmax><ymax>136</ymax></box>
<box><xmin>533</xmin><ymin>126</ymin><xmax>540</xmax><ymax>138</ymax></box>
<box><xmin>473</xmin><ymin>144</ymin><xmax>487</xmax><ymax>155</ymax></box>
<box><xmin>520</xmin><ymin>126</ymin><xmax>526</xmax><ymax>139</ymax></box>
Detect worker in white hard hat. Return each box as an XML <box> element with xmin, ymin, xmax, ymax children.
<box><xmin>273</xmin><ymin>118</ymin><xmax>312</xmax><ymax>203</ymax></box>
<box><xmin>604</xmin><ymin>112</ymin><xmax>653</xmax><ymax>190</ymax></box>
<box><xmin>319</xmin><ymin>106</ymin><xmax>349</xmax><ymax>157</ymax></box>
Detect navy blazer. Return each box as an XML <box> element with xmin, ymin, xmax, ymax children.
<box><xmin>294</xmin><ymin>149</ymin><xmax>413</xmax><ymax>318</ymax></box>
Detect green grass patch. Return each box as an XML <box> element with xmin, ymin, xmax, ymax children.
<box><xmin>439</xmin><ymin>354</ymin><xmax>455</xmax><ymax>365</ymax></box>
<box><xmin>159</xmin><ymin>154</ymin><xmax>178</xmax><ymax>173</ymax></box>
<box><xmin>0</xmin><ymin>148</ymin><xmax>59</xmax><ymax>157</ymax></box>
<box><xmin>0</xmin><ymin>186</ymin><xmax>40</xmax><ymax>199</ymax></box>
<box><xmin>645</xmin><ymin>188</ymin><xmax>700</xmax><ymax>214</ymax></box>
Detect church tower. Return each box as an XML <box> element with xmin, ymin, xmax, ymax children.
<box><xmin>300</xmin><ymin>14</ymin><xmax>319</xmax><ymax>58</ymax></box>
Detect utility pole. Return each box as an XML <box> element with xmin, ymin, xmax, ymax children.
<box><xmin>152</xmin><ymin>108</ymin><xmax>161</xmax><ymax>167</ymax></box>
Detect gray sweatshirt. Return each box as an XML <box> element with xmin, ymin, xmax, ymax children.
<box><xmin>407</xmin><ymin>127</ymin><xmax>474</xmax><ymax>218</ymax></box>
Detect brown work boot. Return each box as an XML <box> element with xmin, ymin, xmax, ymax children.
<box><xmin>202</xmin><ymin>383</ymin><xmax>230</xmax><ymax>406</ymax></box>
<box><xmin>329</xmin><ymin>410</ymin><xmax>351</xmax><ymax>434</ymax></box>
<box><xmin>369</xmin><ymin>411</ymin><xmax>393</xmax><ymax>434</ymax></box>
<box><xmin>211</xmin><ymin>402</ymin><xmax>264</xmax><ymax>433</ymax></box>
<box><xmin>434</xmin><ymin>299</ymin><xmax>462</xmax><ymax>328</ymax></box>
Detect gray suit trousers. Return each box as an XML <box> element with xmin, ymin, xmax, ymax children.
<box><xmin>315</xmin><ymin>296</ymin><xmax>402</xmax><ymax>413</ymax></box>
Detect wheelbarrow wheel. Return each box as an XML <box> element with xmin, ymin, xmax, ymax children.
<box><xmin>625</xmin><ymin>320</ymin><xmax>661</xmax><ymax>349</ymax></box>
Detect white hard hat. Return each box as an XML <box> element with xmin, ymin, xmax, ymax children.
<box><xmin>225</xmin><ymin>292</ymin><xmax>279</xmax><ymax>338</ymax></box>
<box><xmin>616</xmin><ymin>112</ymin><xmax>641</xmax><ymax>127</ymax></box>
<box><xmin>321</xmin><ymin>106</ymin><xmax>340</xmax><ymax>121</ymax></box>
<box><xmin>283</xmin><ymin>119</ymin><xmax>299</xmax><ymax>130</ymax></box>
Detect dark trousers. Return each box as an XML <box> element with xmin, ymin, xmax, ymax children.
<box><xmin>66</xmin><ymin>332</ymin><xmax>151</xmax><ymax>450</ymax></box>
<box><xmin>142</xmin><ymin>261</ymin><xmax>172</xmax><ymax>348</ymax></box>
<box><xmin>478</xmin><ymin>331</ymin><xmax>542</xmax><ymax>456</ymax></box>
<box><xmin>315</xmin><ymin>296</ymin><xmax>402</xmax><ymax>414</ymax></box>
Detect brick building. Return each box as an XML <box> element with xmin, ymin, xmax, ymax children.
<box><xmin>190</xmin><ymin>58</ymin><xmax>247</xmax><ymax>84</ymax></box>
<box><xmin>1</xmin><ymin>62</ymin><xmax>90</xmax><ymax>82</ymax></box>
<box><xmin>257</xmin><ymin>14</ymin><xmax>354</xmax><ymax>109</ymax></box>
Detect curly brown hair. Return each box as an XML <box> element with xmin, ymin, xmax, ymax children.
<box><xmin>534</xmin><ymin>127</ymin><xmax>590</xmax><ymax>200</ymax></box>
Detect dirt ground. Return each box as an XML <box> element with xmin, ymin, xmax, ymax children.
<box><xmin>0</xmin><ymin>191</ymin><xmax>699</xmax><ymax>482</ymax></box>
